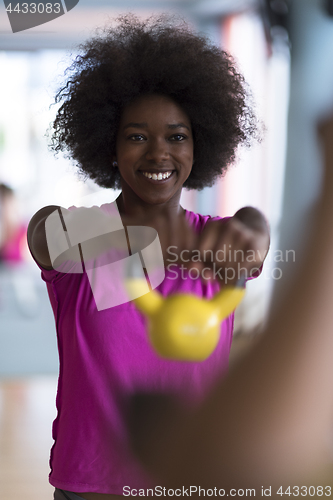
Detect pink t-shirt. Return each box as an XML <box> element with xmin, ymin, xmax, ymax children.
<box><xmin>35</xmin><ymin>206</ymin><xmax>239</xmax><ymax>495</ymax></box>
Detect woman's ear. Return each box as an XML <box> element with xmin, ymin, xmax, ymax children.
<box><xmin>112</xmin><ymin>158</ymin><xmax>118</xmax><ymax>168</ymax></box>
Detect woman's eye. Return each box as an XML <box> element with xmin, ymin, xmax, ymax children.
<box><xmin>128</xmin><ymin>134</ymin><xmax>145</xmax><ymax>141</ymax></box>
<box><xmin>170</xmin><ymin>134</ymin><xmax>186</xmax><ymax>141</ymax></box>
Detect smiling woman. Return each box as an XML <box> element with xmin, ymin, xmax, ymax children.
<box><xmin>27</xmin><ymin>13</ymin><xmax>270</xmax><ymax>500</ymax></box>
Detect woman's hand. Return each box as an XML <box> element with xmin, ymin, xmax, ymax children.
<box><xmin>188</xmin><ymin>206</ymin><xmax>270</xmax><ymax>285</ymax></box>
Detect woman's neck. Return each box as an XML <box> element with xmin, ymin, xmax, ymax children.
<box><xmin>115</xmin><ymin>192</ymin><xmax>185</xmax><ymax>220</ymax></box>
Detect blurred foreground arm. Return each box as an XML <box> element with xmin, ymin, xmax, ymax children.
<box><xmin>131</xmin><ymin>119</ymin><xmax>333</xmax><ymax>490</ymax></box>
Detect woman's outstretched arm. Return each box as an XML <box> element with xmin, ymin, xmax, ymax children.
<box><xmin>131</xmin><ymin>119</ymin><xmax>333</xmax><ymax>492</ymax></box>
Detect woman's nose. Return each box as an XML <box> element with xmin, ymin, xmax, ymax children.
<box><xmin>145</xmin><ymin>138</ymin><xmax>169</xmax><ymax>162</ymax></box>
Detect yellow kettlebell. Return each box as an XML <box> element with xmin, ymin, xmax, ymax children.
<box><xmin>126</xmin><ymin>279</ymin><xmax>245</xmax><ymax>361</ymax></box>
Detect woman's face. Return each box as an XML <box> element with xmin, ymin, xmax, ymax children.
<box><xmin>115</xmin><ymin>94</ymin><xmax>194</xmax><ymax>208</ymax></box>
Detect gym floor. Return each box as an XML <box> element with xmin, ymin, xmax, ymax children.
<box><xmin>0</xmin><ymin>377</ymin><xmax>57</xmax><ymax>500</ymax></box>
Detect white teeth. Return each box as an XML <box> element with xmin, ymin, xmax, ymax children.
<box><xmin>142</xmin><ymin>171</ymin><xmax>172</xmax><ymax>181</ymax></box>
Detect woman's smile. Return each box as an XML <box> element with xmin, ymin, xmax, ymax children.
<box><xmin>139</xmin><ymin>169</ymin><xmax>175</xmax><ymax>182</ymax></box>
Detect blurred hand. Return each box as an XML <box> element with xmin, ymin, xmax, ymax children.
<box><xmin>185</xmin><ymin>207</ymin><xmax>270</xmax><ymax>285</ymax></box>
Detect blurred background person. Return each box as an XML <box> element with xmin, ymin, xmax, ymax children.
<box><xmin>0</xmin><ymin>181</ymin><xmax>39</xmax><ymax>317</ymax></box>
<box><xmin>0</xmin><ymin>183</ymin><xmax>28</xmax><ymax>265</ymax></box>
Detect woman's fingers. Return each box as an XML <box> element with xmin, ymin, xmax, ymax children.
<box><xmin>187</xmin><ymin>217</ymin><xmax>267</xmax><ymax>285</ymax></box>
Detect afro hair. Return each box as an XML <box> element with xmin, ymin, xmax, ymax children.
<box><xmin>50</xmin><ymin>13</ymin><xmax>259</xmax><ymax>190</ymax></box>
